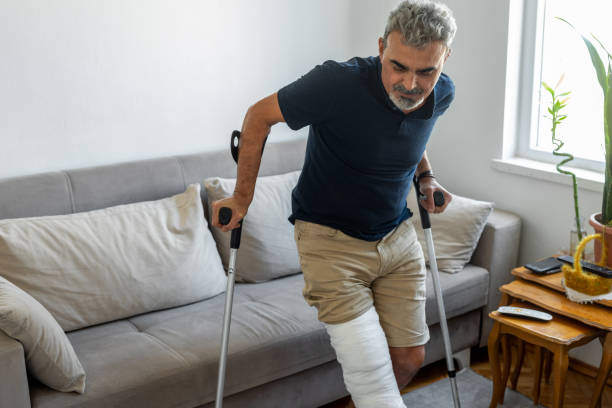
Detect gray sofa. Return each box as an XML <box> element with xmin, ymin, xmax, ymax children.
<box><xmin>0</xmin><ymin>138</ymin><xmax>521</xmax><ymax>408</ymax></box>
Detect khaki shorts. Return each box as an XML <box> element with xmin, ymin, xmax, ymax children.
<box><xmin>294</xmin><ymin>219</ymin><xmax>429</xmax><ymax>348</ymax></box>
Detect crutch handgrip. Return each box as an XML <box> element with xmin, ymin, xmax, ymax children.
<box><xmin>433</xmin><ymin>191</ymin><xmax>444</xmax><ymax>207</ymax></box>
<box><xmin>413</xmin><ymin>178</ymin><xmax>444</xmax><ymax>228</ymax></box>
<box><xmin>217</xmin><ymin>207</ymin><xmax>242</xmax><ymax>250</ymax></box>
<box><xmin>219</xmin><ymin>207</ymin><xmax>232</xmax><ymax>225</ymax></box>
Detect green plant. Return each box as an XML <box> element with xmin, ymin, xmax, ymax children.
<box><xmin>542</xmin><ymin>78</ymin><xmax>583</xmax><ymax>239</ymax></box>
<box><xmin>558</xmin><ymin>17</ymin><xmax>612</xmax><ymax>226</ymax></box>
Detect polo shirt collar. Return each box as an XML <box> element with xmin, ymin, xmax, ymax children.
<box><xmin>375</xmin><ymin>56</ymin><xmax>436</xmax><ymax>120</ymax></box>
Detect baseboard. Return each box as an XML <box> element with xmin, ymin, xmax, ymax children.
<box><xmin>569</xmin><ymin>357</ymin><xmax>612</xmax><ymax>387</ymax></box>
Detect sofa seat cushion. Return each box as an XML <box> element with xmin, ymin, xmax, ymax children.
<box><xmin>28</xmin><ymin>273</ymin><xmax>336</xmax><ymax>408</ymax></box>
<box><xmin>425</xmin><ymin>264</ymin><xmax>489</xmax><ymax>326</ymax></box>
<box><xmin>28</xmin><ymin>264</ymin><xmax>489</xmax><ymax>408</ymax></box>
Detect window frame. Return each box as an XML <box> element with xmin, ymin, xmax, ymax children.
<box><xmin>514</xmin><ymin>0</ymin><xmax>605</xmax><ymax>173</ymax></box>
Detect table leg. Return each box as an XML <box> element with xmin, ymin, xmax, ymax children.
<box><xmin>552</xmin><ymin>346</ymin><xmax>569</xmax><ymax>408</ymax></box>
<box><xmin>532</xmin><ymin>345</ymin><xmax>544</xmax><ymax>405</ymax></box>
<box><xmin>543</xmin><ymin>348</ymin><xmax>552</xmax><ymax>384</ymax></box>
<box><xmin>510</xmin><ymin>338</ymin><xmax>525</xmax><ymax>390</ymax></box>
<box><xmin>488</xmin><ymin>321</ymin><xmax>502</xmax><ymax>408</ymax></box>
<box><xmin>500</xmin><ymin>334</ymin><xmax>511</xmax><ymax>404</ymax></box>
<box><xmin>500</xmin><ymin>292</ymin><xmax>511</xmax><ymax>306</ymax></box>
<box><xmin>589</xmin><ymin>332</ymin><xmax>612</xmax><ymax>408</ymax></box>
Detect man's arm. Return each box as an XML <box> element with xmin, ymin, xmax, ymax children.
<box><xmin>210</xmin><ymin>92</ymin><xmax>285</xmax><ymax>232</ymax></box>
<box><xmin>415</xmin><ymin>151</ymin><xmax>452</xmax><ymax>214</ymax></box>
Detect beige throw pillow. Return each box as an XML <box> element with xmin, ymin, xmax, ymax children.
<box><xmin>204</xmin><ymin>171</ymin><xmax>301</xmax><ymax>283</ymax></box>
<box><xmin>0</xmin><ymin>276</ymin><xmax>86</xmax><ymax>393</ymax></box>
<box><xmin>407</xmin><ymin>189</ymin><xmax>494</xmax><ymax>273</ymax></box>
<box><xmin>0</xmin><ymin>184</ymin><xmax>226</xmax><ymax>332</ymax></box>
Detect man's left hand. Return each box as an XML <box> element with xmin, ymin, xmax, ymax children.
<box><xmin>418</xmin><ymin>177</ymin><xmax>452</xmax><ymax>214</ymax></box>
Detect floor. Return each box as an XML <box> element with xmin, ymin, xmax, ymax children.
<box><xmin>321</xmin><ymin>346</ymin><xmax>612</xmax><ymax>407</ymax></box>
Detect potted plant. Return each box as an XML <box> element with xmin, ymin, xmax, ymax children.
<box><xmin>560</xmin><ymin>18</ymin><xmax>612</xmax><ymax>267</ymax></box>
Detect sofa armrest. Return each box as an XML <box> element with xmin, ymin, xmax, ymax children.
<box><xmin>0</xmin><ymin>330</ymin><xmax>31</xmax><ymax>408</ymax></box>
<box><xmin>470</xmin><ymin>208</ymin><xmax>522</xmax><ymax>347</ymax></box>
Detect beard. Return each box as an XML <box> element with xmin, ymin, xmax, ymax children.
<box><xmin>389</xmin><ymin>84</ymin><xmax>425</xmax><ymax>111</ymax></box>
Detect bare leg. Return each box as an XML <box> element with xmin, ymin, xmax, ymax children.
<box><xmin>389</xmin><ymin>345</ymin><xmax>426</xmax><ymax>389</ymax></box>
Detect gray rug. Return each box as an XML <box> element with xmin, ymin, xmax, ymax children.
<box><xmin>402</xmin><ymin>368</ymin><xmax>545</xmax><ymax>407</ymax></box>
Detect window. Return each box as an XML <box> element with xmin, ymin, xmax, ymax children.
<box><xmin>516</xmin><ymin>0</ymin><xmax>609</xmax><ymax>173</ymax></box>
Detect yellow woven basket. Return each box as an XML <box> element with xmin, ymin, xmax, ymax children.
<box><xmin>563</xmin><ymin>233</ymin><xmax>611</xmax><ymax>296</ymax></box>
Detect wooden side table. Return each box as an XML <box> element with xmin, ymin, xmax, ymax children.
<box><xmin>488</xmin><ymin>299</ymin><xmax>602</xmax><ymax>408</ymax></box>
<box><xmin>490</xmin><ymin>270</ymin><xmax>612</xmax><ymax>408</ymax></box>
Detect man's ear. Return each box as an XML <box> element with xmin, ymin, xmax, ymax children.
<box><xmin>378</xmin><ymin>37</ymin><xmax>385</xmax><ymax>58</ymax></box>
<box><xmin>444</xmin><ymin>47</ymin><xmax>452</xmax><ymax>62</ymax></box>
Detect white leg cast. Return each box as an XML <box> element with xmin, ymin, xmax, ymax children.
<box><xmin>325</xmin><ymin>306</ymin><xmax>406</xmax><ymax>408</ymax></box>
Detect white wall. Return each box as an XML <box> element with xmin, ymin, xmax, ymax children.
<box><xmin>1</xmin><ymin>0</ymin><xmax>605</xmax><ymax>366</ymax></box>
<box><xmin>0</xmin><ymin>0</ymin><xmax>396</xmax><ymax>178</ymax></box>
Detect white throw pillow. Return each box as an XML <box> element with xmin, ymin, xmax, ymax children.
<box><xmin>407</xmin><ymin>189</ymin><xmax>494</xmax><ymax>273</ymax></box>
<box><xmin>0</xmin><ymin>276</ymin><xmax>86</xmax><ymax>393</ymax></box>
<box><xmin>204</xmin><ymin>171</ymin><xmax>301</xmax><ymax>283</ymax></box>
<box><xmin>0</xmin><ymin>184</ymin><xmax>226</xmax><ymax>332</ymax></box>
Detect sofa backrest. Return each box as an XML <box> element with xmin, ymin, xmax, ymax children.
<box><xmin>0</xmin><ymin>138</ymin><xmax>307</xmax><ymax>221</ymax></box>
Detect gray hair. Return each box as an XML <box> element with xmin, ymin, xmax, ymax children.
<box><xmin>383</xmin><ymin>0</ymin><xmax>457</xmax><ymax>49</ymax></box>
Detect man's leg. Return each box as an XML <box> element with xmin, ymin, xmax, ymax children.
<box><xmin>293</xmin><ymin>220</ymin><xmax>407</xmax><ymax>408</ymax></box>
<box><xmin>342</xmin><ymin>346</ymin><xmax>425</xmax><ymax>408</ymax></box>
<box><xmin>373</xmin><ymin>221</ymin><xmax>430</xmax><ymax>390</ymax></box>
<box><xmin>325</xmin><ymin>307</ymin><xmax>407</xmax><ymax>408</ymax></box>
<box><xmin>389</xmin><ymin>345</ymin><xmax>426</xmax><ymax>389</ymax></box>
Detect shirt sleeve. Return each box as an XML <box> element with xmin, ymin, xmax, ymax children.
<box><xmin>277</xmin><ymin>61</ymin><xmax>342</xmax><ymax>131</ymax></box>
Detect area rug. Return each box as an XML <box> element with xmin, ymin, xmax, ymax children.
<box><xmin>402</xmin><ymin>368</ymin><xmax>545</xmax><ymax>407</ymax></box>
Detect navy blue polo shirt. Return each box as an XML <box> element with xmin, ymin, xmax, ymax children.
<box><xmin>278</xmin><ymin>56</ymin><xmax>454</xmax><ymax>241</ymax></box>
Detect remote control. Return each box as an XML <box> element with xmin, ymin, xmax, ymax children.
<box><xmin>497</xmin><ymin>306</ymin><xmax>553</xmax><ymax>321</ymax></box>
<box><xmin>557</xmin><ymin>255</ymin><xmax>612</xmax><ymax>279</ymax></box>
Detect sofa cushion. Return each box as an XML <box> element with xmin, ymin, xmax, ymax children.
<box><xmin>0</xmin><ymin>184</ymin><xmax>226</xmax><ymax>331</ymax></box>
<box><xmin>29</xmin><ymin>274</ymin><xmax>335</xmax><ymax>408</ymax></box>
<box><xmin>424</xmin><ymin>264</ymin><xmax>489</xmax><ymax>326</ymax></box>
<box><xmin>0</xmin><ymin>276</ymin><xmax>86</xmax><ymax>394</ymax></box>
<box><xmin>28</xmin><ymin>262</ymin><xmax>489</xmax><ymax>408</ymax></box>
<box><xmin>204</xmin><ymin>171</ymin><xmax>302</xmax><ymax>283</ymax></box>
<box><xmin>407</xmin><ymin>190</ymin><xmax>494</xmax><ymax>273</ymax></box>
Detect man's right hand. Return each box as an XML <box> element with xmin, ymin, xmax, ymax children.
<box><xmin>210</xmin><ymin>195</ymin><xmax>250</xmax><ymax>232</ymax></box>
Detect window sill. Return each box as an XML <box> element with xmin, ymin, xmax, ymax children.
<box><xmin>491</xmin><ymin>157</ymin><xmax>604</xmax><ymax>193</ymax></box>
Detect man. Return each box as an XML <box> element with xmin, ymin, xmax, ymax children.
<box><xmin>212</xmin><ymin>1</ymin><xmax>456</xmax><ymax>406</ymax></box>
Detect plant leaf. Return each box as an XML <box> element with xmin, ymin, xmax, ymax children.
<box><xmin>606</xmin><ymin>71</ymin><xmax>612</xmax><ymax>154</ymax></box>
<box><xmin>583</xmin><ymin>36</ymin><xmax>608</xmax><ymax>93</ymax></box>
<box><xmin>602</xmin><ymin>68</ymin><xmax>612</xmax><ymax>223</ymax></box>
<box><xmin>542</xmin><ymin>81</ymin><xmax>554</xmax><ymax>95</ymax></box>
<box><xmin>593</xmin><ymin>33</ymin><xmax>612</xmax><ymax>61</ymax></box>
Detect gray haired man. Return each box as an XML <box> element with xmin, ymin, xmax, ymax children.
<box><xmin>212</xmin><ymin>1</ymin><xmax>457</xmax><ymax>406</ymax></box>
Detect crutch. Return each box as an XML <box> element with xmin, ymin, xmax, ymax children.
<box><xmin>413</xmin><ymin>176</ymin><xmax>461</xmax><ymax>408</ymax></box>
<box><xmin>214</xmin><ymin>130</ymin><xmax>267</xmax><ymax>408</ymax></box>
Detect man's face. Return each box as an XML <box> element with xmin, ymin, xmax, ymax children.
<box><xmin>378</xmin><ymin>31</ymin><xmax>449</xmax><ymax>113</ymax></box>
